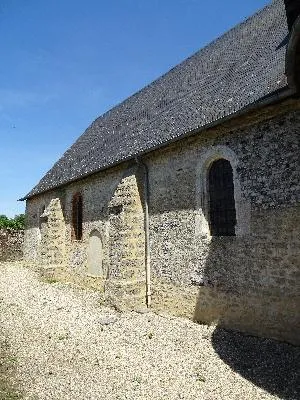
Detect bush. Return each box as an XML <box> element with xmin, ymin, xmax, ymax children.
<box><xmin>0</xmin><ymin>214</ymin><xmax>26</xmax><ymax>230</ymax></box>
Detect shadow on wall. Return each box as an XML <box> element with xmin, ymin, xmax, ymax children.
<box><xmin>193</xmin><ymin>230</ymin><xmax>300</xmax><ymax>345</ymax></box>
<box><xmin>211</xmin><ymin>328</ymin><xmax>300</xmax><ymax>400</ymax></box>
<box><xmin>193</xmin><ymin>233</ymin><xmax>300</xmax><ymax>399</ymax></box>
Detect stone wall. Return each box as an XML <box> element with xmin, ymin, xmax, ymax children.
<box><xmin>145</xmin><ymin>107</ymin><xmax>300</xmax><ymax>345</ymax></box>
<box><xmin>106</xmin><ymin>165</ymin><xmax>146</xmax><ymax>310</ymax></box>
<box><xmin>24</xmin><ymin>163</ymin><xmax>147</xmax><ymax>309</ymax></box>
<box><xmin>0</xmin><ymin>229</ymin><xmax>24</xmax><ymax>261</ymax></box>
<box><xmin>23</xmin><ymin>100</ymin><xmax>300</xmax><ymax>344</ymax></box>
<box><xmin>39</xmin><ymin>198</ymin><xmax>66</xmax><ymax>266</ymax></box>
<box><xmin>24</xmin><ymin>165</ymin><xmax>125</xmax><ymax>274</ymax></box>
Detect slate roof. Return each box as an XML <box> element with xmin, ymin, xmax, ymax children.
<box><xmin>24</xmin><ymin>0</ymin><xmax>290</xmax><ymax>199</ymax></box>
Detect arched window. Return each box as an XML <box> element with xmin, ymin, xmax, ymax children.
<box><xmin>208</xmin><ymin>159</ymin><xmax>236</xmax><ymax>236</ymax></box>
<box><xmin>72</xmin><ymin>193</ymin><xmax>83</xmax><ymax>240</ymax></box>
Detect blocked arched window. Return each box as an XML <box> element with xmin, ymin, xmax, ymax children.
<box><xmin>208</xmin><ymin>159</ymin><xmax>236</xmax><ymax>236</ymax></box>
<box><xmin>87</xmin><ymin>230</ymin><xmax>103</xmax><ymax>277</ymax></box>
<box><xmin>72</xmin><ymin>193</ymin><xmax>83</xmax><ymax>240</ymax></box>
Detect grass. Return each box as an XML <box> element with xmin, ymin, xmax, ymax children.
<box><xmin>45</xmin><ymin>277</ymin><xmax>59</xmax><ymax>284</ymax></box>
<box><xmin>0</xmin><ymin>338</ymin><xmax>22</xmax><ymax>399</ymax></box>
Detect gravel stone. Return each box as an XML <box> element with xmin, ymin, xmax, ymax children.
<box><xmin>98</xmin><ymin>316</ymin><xmax>119</xmax><ymax>325</ymax></box>
<box><xmin>0</xmin><ymin>262</ymin><xmax>299</xmax><ymax>400</ymax></box>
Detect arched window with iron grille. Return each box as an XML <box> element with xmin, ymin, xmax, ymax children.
<box><xmin>208</xmin><ymin>159</ymin><xmax>236</xmax><ymax>236</ymax></box>
<box><xmin>72</xmin><ymin>193</ymin><xmax>83</xmax><ymax>240</ymax></box>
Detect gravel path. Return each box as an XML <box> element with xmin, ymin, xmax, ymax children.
<box><xmin>0</xmin><ymin>262</ymin><xmax>299</xmax><ymax>400</ymax></box>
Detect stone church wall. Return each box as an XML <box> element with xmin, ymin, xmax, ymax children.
<box><xmin>24</xmin><ymin>165</ymin><xmax>125</xmax><ymax>272</ymax></box>
<box><xmin>24</xmin><ymin>163</ymin><xmax>147</xmax><ymax>309</ymax></box>
<box><xmin>146</xmin><ymin>108</ymin><xmax>300</xmax><ymax>345</ymax></box>
<box><xmin>24</xmin><ymin>102</ymin><xmax>300</xmax><ymax>344</ymax></box>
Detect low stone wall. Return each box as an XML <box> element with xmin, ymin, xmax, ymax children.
<box><xmin>0</xmin><ymin>229</ymin><xmax>24</xmax><ymax>262</ymax></box>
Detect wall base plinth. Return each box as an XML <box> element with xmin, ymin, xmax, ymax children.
<box><xmin>105</xmin><ymin>278</ymin><xmax>146</xmax><ymax>311</ymax></box>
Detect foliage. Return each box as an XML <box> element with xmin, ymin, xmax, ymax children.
<box><xmin>0</xmin><ymin>214</ymin><xmax>26</xmax><ymax>230</ymax></box>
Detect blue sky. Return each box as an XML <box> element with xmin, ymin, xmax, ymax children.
<box><xmin>1</xmin><ymin>0</ymin><xmax>269</xmax><ymax>217</ymax></box>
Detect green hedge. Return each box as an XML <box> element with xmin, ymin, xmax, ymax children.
<box><xmin>0</xmin><ymin>214</ymin><xmax>25</xmax><ymax>230</ymax></box>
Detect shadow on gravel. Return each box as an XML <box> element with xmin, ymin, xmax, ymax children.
<box><xmin>212</xmin><ymin>328</ymin><xmax>300</xmax><ymax>400</ymax></box>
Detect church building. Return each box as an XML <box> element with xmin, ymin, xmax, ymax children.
<box><xmin>22</xmin><ymin>0</ymin><xmax>300</xmax><ymax>345</ymax></box>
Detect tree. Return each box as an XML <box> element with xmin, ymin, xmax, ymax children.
<box><xmin>0</xmin><ymin>214</ymin><xmax>26</xmax><ymax>230</ymax></box>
